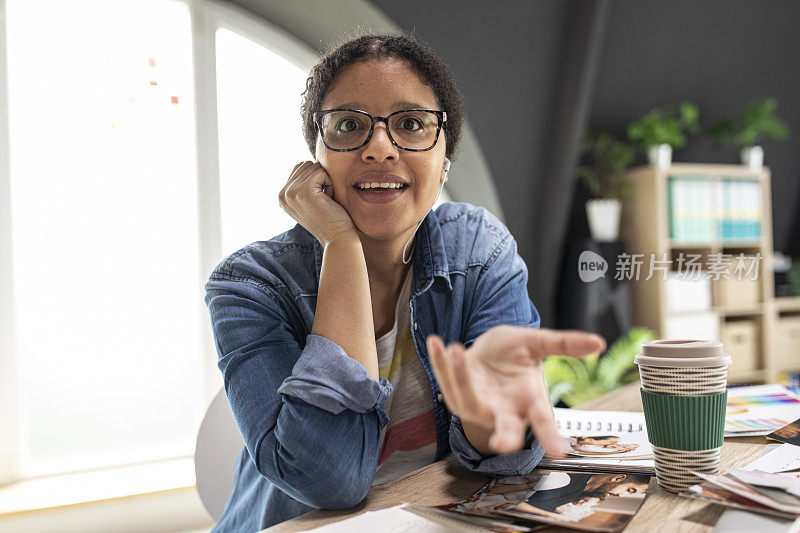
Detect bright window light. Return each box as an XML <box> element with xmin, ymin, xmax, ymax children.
<box><xmin>215</xmin><ymin>28</ymin><xmax>312</xmax><ymax>257</ymax></box>
<box><xmin>6</xmin><ymin>0</ymin><xmax>203</xmax><ymax>477</ymax></box>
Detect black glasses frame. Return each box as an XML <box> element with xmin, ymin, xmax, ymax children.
<box><xmin>313</xmin><ymin>108</ymin><xmax>447</xmax><ymax>152</ymax></box>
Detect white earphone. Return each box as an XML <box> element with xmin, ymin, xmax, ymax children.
<box><xmin>402</xmin><ymin>157</ymin><xmax>450</xmax><ymax>264</ymax></box>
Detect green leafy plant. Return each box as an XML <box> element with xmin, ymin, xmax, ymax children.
<box><xmin>544</xmin><ymin>327</ymin><xmax>655</xmax><ymax>407</ymax></box>
<box><xmin>576</xmin><ymin>131</ymin><xmax>636</xmax><ymax>200</ymax></box>
<box><xmin>627</xmin><ymin>102</ymin><xmax>700</xmax><ymax>151</ymax></box>
<box><xmin>707</xmin><ymin>97</ymin><xmax>790</xmax><ymax>148</ymax></box>
<box><xmin>788</xmin><ymin>259</ymin><xmax>800</xmax><ymax>297</ymax></box>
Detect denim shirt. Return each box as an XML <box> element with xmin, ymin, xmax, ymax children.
<box><xmin>204</xmin><ymin>202</ymin><xmax>544</xmax><ymax>532</ymax></box>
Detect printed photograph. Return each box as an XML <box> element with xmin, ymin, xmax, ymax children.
<box><xmin>767</xmin><ymin>418</ymin><xmax>800</xmax><ymax>446</ymax></box>
<box><xmin>497</xmin><ymin>471</ymin><xmax>651</xmax><ymax>532</ymax></box>
<box><xmin>684</xmin><ymin>483</ymin><xmax>798</xmax><ymax>519</ymax></box>
<box><xmin>566</xmin><ymin>435</ymin><xmax>640</xmax><ymax>456</ymax></box>
<box><xmin>449</xmin><ymin>474</ymin><xmax>543</xmax><ymax>514</ymax></box>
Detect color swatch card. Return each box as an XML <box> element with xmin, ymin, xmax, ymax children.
<box><xmin>726</xmin><ymin>385</ymin><xmax>800</xmax><ymax>437</ymax></box>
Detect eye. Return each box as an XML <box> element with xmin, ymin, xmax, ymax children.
<box><xmin>392</xmin><ymin>111</ymin><xmax>431</xmax><ymax>132</ymax></box>
<box><xmin>335</xmin><ymin>117</ymin><xmax>362</xmax><ymax>133</ymax></box>
<box><xmin>400</xmin><ymin>117</ymin><xmax>422</xmax><ymax>131</ymax></box>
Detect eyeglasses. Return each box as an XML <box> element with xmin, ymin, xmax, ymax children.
<box><xmin>313</xmin><ymin>108</ymin><xmax>446</xmax><ymax>152</ymax></box>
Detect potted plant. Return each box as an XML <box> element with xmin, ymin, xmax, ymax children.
<box><xmin>544</xmin><ymin>327</ymin><xmax>655</xmax><ymax>407</ymax></box>
<box><xmin>707</xmin><ymin>97</ymin><xmax>790</xmax><ymax>170</ymax></box>
<box><xmin>576</xmin><ymin>131</ymin><xmax>636</xmax><ymax>242</ymax></box>
<box><xmin>626</xmin><ymin>102</ymin><xmax>700</xmax><ymax>169</ymax></box>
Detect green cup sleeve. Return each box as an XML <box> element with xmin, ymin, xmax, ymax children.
<box><xmin>640</xmin><ymin>388</ymin><xmax>727</xmax><ymax>450</ymax></box>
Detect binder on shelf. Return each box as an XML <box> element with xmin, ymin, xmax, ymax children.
<box><xmin>668</xmin><ymin>176</ymin><xmax>762</xmax><ymax>244</ymax></box>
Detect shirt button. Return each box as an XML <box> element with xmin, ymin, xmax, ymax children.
<box><xmin>437</xmin><ymin>393</ymin><xmax>444</xmax><ymax>403</ymax></box>
<box><xmin>414</xmin><ymin>322</ymin><xmax>418</xmax><ymax>331</ymax></box>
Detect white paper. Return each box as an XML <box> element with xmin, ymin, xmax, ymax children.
<box><xmin>745</xmin><ymin>444</ymin><xmax>800</xmax><ymax>474</ymax></box>
<box><xmin>713</xmin><ymin>509</ymin><xmax>795</xmax><ymax>533</ymax></box>
<box><xmin>302</xmin><ymin>504</ymin><xmax>479</xmax><ymax>532</ymax></box>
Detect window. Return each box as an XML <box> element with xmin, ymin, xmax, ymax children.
<box><xmin>215</xmin><ymin>28</ymin><xmax>310</xmax><ymax>256</ymax></box>
<box><xmin>5</xmin><ymin>0</ymin><xmax>202</xmax><ymax>478</ymax></box>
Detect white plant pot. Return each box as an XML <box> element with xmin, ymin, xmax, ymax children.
<box><xmin>740</xmin><ymin>145</ymin><xmax>763</xmax><ymax>171</ymax></box>
<box><xmin>586</xmin><ymin>198</ymin><xmax>622</xmax><ymax>242</ymax></box>
<box><xmin>647</xmin><ymin>144</ymin><xmax>672</xmax><ymax>169</ymax></box>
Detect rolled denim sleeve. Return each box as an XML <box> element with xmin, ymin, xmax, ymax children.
<box><xmin>278</xmin><ymin>334</ymin><xmax>393</xmax><ymax>425</ymax></box>
<box><xmin>204</xmin><ymin>275</ymin><xmax>389</xmax><ymax>509</ymax></box>
<box><xmin>450</xmin><ymin>225</ymin><xmax>545</xmax><ymax>475</ymax></box>
<box><xmin>450</xmin><ymin>416</ymin><xmax>545</xmax><ymax>475</ymax></box>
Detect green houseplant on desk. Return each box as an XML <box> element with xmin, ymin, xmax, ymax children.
<box><xmin>544</xmin><ymin>327</ymin><xmax>655</xmax><ymax>407</ymax></box>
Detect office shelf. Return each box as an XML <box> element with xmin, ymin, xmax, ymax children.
<box><xmin>716</xmin><ymin>304</ymin><xmax>764</xmax><ymax>316</ymax></box>
<box><xmin>775</xmin><ymin>297</ymin><xmax>800</xmax><ymax>312</ymax></box>
<box><xmin>620</xmin><ymin>163</ymin><xmax>781</xmax><ymax>383</ymax></box>
<box><xmin>729</xmin><ymin>369</ymin><xmax>766</xmax><ymax>384</ymax></box>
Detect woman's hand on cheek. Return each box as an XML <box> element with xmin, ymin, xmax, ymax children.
<box><xmin>279</xmin><ymin>161</ymin><xmax>358</xmax><ymax>246</ymax></box>
<box><xmin>426</xmin><ymin>326</ymin><xmax>606</xmax><ymax>457</ymax></box>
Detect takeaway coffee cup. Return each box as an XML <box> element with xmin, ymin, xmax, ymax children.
<box><xmin>634</xmin><ymin>339</ymin><xmax>732</xmax><ymax>492</ymax></box>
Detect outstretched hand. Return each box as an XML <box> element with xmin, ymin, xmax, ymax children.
<box><xmin>426</xmin><ymin>326</ymin><xmax>606</xmax><ymax>457</ymax></box>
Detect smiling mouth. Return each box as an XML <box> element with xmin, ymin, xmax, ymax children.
<box><xmin>354</xmin><ymin>183</ymin><xmax>407</xmax><ymax>190</ymax></box>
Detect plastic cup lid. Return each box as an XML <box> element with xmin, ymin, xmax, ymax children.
<box><xmin>634</xmin><ymin>339</ymin><xmax>732</xmax><ymax>368</ymax></box>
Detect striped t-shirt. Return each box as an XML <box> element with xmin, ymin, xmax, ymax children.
<box><xmin>372</xmin><ymin>267</ymin><xmax>437</xmax><ymax>485</ymax></box>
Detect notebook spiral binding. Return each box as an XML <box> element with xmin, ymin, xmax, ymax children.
<box><xmin>555</xmin><ymin>419</ymin><xmax>644</xmax><ymax>432</ymax></box>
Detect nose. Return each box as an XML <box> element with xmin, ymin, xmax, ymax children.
<box><xmin>361</xmin><ymin>122</ymin><xmax>399</xmax><ymax>163</ymax></box>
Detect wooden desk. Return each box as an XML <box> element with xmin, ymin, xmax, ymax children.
<box><xmin>264</xmin><ymin>382</ymin><xmax>768</xmax><ymax>532</ymax></box>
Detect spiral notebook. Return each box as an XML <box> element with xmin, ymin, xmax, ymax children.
<box><xmin>537</xmin><ymin>408</ymin><xmax>655</xmax><ymax>474</ymax></box>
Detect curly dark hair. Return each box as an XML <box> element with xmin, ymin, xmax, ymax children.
<box><xmin>300</xmin><ymin>33</ymin><xmax>466</xmax><ymax>161</ymax></box>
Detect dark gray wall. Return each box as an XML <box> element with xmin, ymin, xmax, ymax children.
<box><xmin>369</xmin><ymin>0</ymin><xmax>800</xmax><ymax>327</ymax></box>
<box><xmin>590</xmin><ymin>0</ymin><xmax>800</xmax><ymax>254</ymax></box>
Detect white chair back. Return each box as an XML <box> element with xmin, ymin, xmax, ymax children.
<box><xmin>195</xmin><ymin>388</ymin><xmax>244</xmax><ymax>521</ymax></box>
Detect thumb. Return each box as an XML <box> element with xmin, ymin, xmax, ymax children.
<box><xmin>303</xmin><ymin>163</ymin><xmax>334</xmax><ymax>197</ymax></box>
<box><xmin>317</xmin><ymin>169</ymin><xmax>334</xmax><ymax>199</ymax></box>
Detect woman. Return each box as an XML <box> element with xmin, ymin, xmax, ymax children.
<box><xmin>506</xmin><ymin>472</ymin><xmax>649</xmax><ymax>522</ymax></box>
<box><xmin>567</xmin><ymin>435</ymin><xmax>640</xmax><ymax>455</ymax></box>
<box><xmin>204</xmin><ymin>33</ymin><xmax>605</xmax><ymax>532</ymax></box>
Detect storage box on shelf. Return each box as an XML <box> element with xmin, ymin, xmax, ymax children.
<box><xmin>714</xmin><ymin>254</ymin><xmax>762</xmax><ymax>308</ymax></box>
<box><xmin>775</xmin><ymin>312</ymin><xmax>800</xmax><ymax>371</ymax></box>
<box><xmin>721</xmin><ymin>317</ymin><xmax>760</xmax><ymax>374</ymax></box>
<box><xmin>619</xmin><ymin>163</ymin><xmax>792</xmax><ymax>384</ymax></box>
